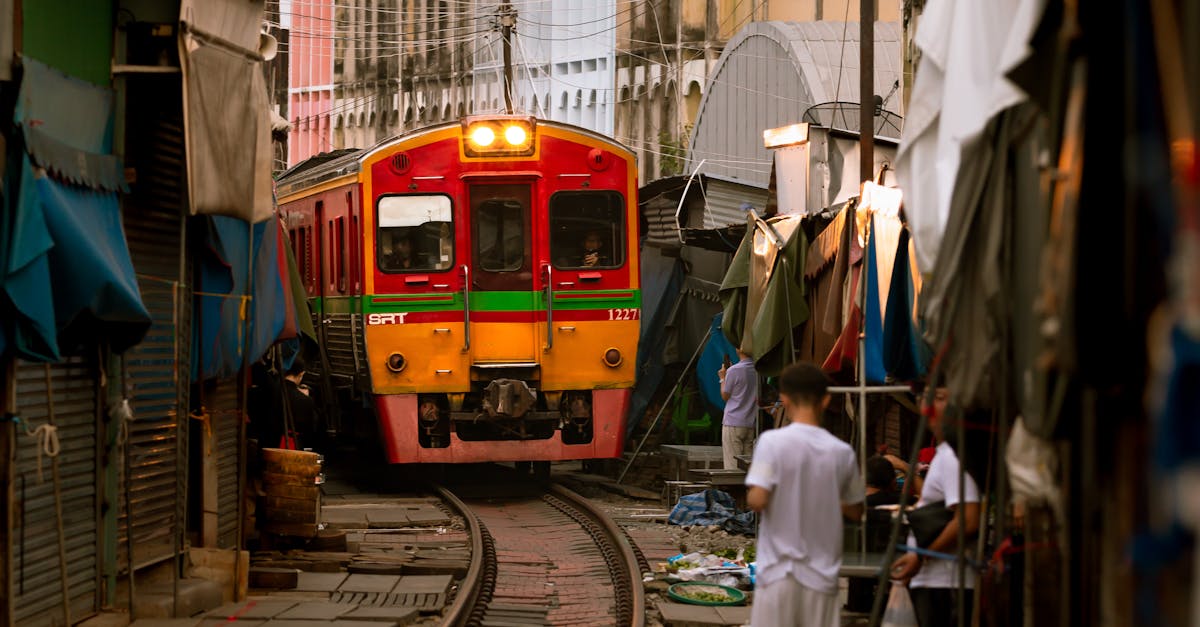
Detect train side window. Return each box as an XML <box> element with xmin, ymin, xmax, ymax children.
<box><xmin>549</xmin><ymin>191</ymin><xmax>625</xmax><ymax>270</ymax></box>
<box><xmin>377</xmin><ymin>194</ymin><xmax>454</xmax><ymax>273</ymax></box>
<box><xmin>349</xmin><ymin>190</ymin><xmax>361</xmax><ymax>292</ymax></box>
<box><xmin>351</xmin><ymin>213</ymin><xmax>360</xmax><ymax>291</ymax></box>
<box><xmin>336</xmin><ymin>216</ymin><xmax>347</xmax><ymax>293</ymax></box>
<box><xmin>288</xmin><ymin>228</ymin><xmax>299</xmax><ymax>271</ymax></box>
<box><xmin>327</xmin><ymin>219</ymin><xmax>337</xmax><ymax>291</ymax></box>
<box><xmin>302</xmin><ymin>226</ymin><xmax>312</xmax><ymax>286</ymax></box>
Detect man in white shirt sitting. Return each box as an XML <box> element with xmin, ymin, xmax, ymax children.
<box><xmin>745</xmin><ymin>362</ymin><xmax>864</xmax><ymax>627</ymax></box>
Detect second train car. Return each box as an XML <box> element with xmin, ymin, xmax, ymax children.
<box><xmin>275</xmin><ymin>116</ymin><xmax>640</xmax><ymax>464</ymax></box>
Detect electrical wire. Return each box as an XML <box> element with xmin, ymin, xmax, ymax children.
<box><xmin>277</xmin><ymin>0</ymin><xmax>867</xmax><ymax>172</ymax></box>
<box><xmin>832</xmin><ymin>0</ymin><xmax>853</xmax><ymax>106</ymax></box>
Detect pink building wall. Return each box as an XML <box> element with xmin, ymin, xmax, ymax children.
<box><xmin>288</xmin><ymin>0</ymin><xmax>334</xmax><ymax>165</ymax></box>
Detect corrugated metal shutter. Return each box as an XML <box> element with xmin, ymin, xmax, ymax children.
<box><xmin>118</xmin><ymin>97</ymin><xmax>189</xmax><ymax>571</ymax></box>
<box><xmin>119</xmin><ymin>75</ymin><xmax>192</xmax><ymax>569</ymax></box>
<box><xmin>119</xmin><ymin>216</ymin><xmax>184</xmax><ymax>569</ymax></box>
<box><xmin>12</xmin><ymin>357</ymin><xmax>100</xmax><ymax>626</ymax></box>
<box><xmin>209</xmin><ymin>379</ymin><xmax>241</xmax><ymax>548</ymax></box>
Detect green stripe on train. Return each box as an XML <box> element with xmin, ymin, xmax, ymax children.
<box><xmin>312</xmin><ymin>290</ymin><xmax>641</xmax><ymax>313</ymax></box>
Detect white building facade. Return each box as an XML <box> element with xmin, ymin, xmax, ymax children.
<box><xmin>473</xmin><ymin>0</ymin><xmax>616</xmax><ymax>136</ymax></box>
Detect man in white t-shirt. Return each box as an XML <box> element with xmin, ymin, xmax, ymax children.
<box><xmin>890</xmin><ymin>386</ymin><xmax>981</xmax><ymax>627</ymax></box>
<box><xmin>745</xmin><ymin>362</ymin><xmax>864</xmax><ymax>627</ymax></box>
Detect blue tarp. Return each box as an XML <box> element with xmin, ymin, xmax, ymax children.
<box><xmin>863</xmin><ymin>217</ymin><xmax>887</xmax><ymax>384</ymax></box>
<box><xmin>192</xmin><ymin>216</ymin><xmax>288</xmax><ymax>380</ymax></box>
<box><xmin>625</xmin><ymin>247</ymin><xmax>684</xmax><ymax>438</ymax></box>
<box><xmin>667</xmin><ymin>488</ymin><xmax>756</xmax><ymax>536</ymax></box>
<box><xmin>697</xmin><ymin>313</ymin><xmax>739</xmax><ymax>417</ymax></box>
<box><xmin>882</xmin><ymin>228</ymin><xmax>930</xmax><ymax>381</ymax></box>
<box><xmin>1</xmin><ymin>156</ymin><xmax>58</xmax><ymax>360</ymax></box>
<box><xmin>0</xmin><ymin>58</ymin><xmax>147</xmax><ymax>360</ymax></box>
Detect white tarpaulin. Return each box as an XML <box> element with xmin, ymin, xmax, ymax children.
<box><xmin>895</xmin><ymin>0</ymin><xmax>1046</xmax><ymax>273</ymax></box>
<box><xmin>179</xmin><ymin>0</ymin><xmax>273</xmax><ymax>223</ymax></box>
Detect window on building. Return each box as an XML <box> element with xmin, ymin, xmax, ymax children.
<box><xmin>550</xmin><ymin>191</ymin><xmax>625</xmax><ymax>270</ymax></box>
<box><xmin>377</xmin><ymin>194</ymin><xmax>454</xmax><ymax>272</ymax></box>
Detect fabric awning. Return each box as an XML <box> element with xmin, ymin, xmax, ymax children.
<box><xmin>623</xmin><ymin>247</ymin><xmax>684</xmax><ymax>438</ymax></box>
<box><xmin>192</xmin><ymin>216</ymin><xmax>290</xmax><ymax>380</ymax></box>
<box><xmin>0</xmin><ymin>57</ymin><xmax>149</xmax><ymax>361</ymax></box>
<box><xmin>719</xmin><ymin>214</ymin><xmax>811</xmax><ymax>377</ymax></box>
<box><xmin>896</xmin><ymin>0</ymin><xmax>1045</xmax><ymax>273</ymax></box>
<box><xmin>281</xmin><ymin>221</ymin><xmax>317</xmax><ymax>342</ymax></box>
<box><xmin>179</xmin><ymin>0</ymin><xmax>273</xmax><ymax>223</ymax></box>
<box><xmin>16</xmin><ymin>58</ymin><xmax>127</xmax><ymax>192</ymax></box>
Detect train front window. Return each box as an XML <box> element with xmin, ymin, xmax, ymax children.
<box><xmin>550</xmin><ymin>191</ymin><xmax>625</xmax><ymax>270</ymax></box>
<box><xmin>376</xmin><ymin>194</ymin><xmax>454</xmax><ymax>273</ymax></box>
<box><xmin>474</xmin><ymin>196</ymin><xmax>527</xmax><ymax>273</ymax></box>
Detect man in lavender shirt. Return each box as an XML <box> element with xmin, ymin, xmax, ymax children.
<box><xmin>719</xmin><ymin>348</ymin><xmax>758</xmax><ymax>469</ymax></box>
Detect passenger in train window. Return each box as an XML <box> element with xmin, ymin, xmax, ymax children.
<box><xmin>580</xmin><ymin>230</ymin><xmax>608</xmax><ymax>267</ymax></box>
<box><xmin>382</xmin><ymin>231</ymin><xmax>416</xmax><ymax>270</ymax></box>
<box><xmin>556</xmin><ymin>229</ymin><xmax>610</xmax><ymax>268</ymax></box>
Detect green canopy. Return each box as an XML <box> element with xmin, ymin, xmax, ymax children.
<box><xmin>283</xmin><ymin>227</ymin><xmax>317</xmax><ymax>342</ymax></box>
<box><xmin>719</xmin><ymin>214</ymin><xmax>811</xmax><ymax>377</ymax></box>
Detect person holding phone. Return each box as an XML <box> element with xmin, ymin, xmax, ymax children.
<box><xmin>718</xmin><ymin>348</ymin><xmax>758</xmax><ymax>469</ymax></box>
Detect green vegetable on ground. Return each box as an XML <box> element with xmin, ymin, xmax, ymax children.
<box><xmin>684</xmin><ymin>590</ymin><xmax>733</xmax><ymax>603</ymax></box>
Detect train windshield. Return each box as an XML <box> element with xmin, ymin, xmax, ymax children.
<box><xmin>376</xmin><ymin>194</ymin><xmax>454</xmax><ymax>272</ymax></box>
<box><xmin>549</xmin><ymin>191</ymin><xmax>625</xmax><ymax>270</ymax></box>
<box><xmin>469</xmin><ymin>184</ymin><xmax>533</xmax><ymax>292</ymax></box>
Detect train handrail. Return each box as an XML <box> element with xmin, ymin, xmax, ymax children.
<box><xmin>543</xmin><ymin>263</ymin><xmax>553</xmax><ymax>351</ymax></box>
<box><xmin>461</xmin><ymin>264</ymin><xmax>471</xmax><ymax>352</ymax></box>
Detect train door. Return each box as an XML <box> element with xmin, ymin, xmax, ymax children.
<box><xmin>467</xmin><ymin>182</ymin><xmax>538</xmax><ymax>363</ymax></box>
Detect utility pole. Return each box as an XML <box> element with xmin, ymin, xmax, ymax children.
<box><xmin>500</xmin><ymin>3</ymin><xmax>516</xmax><ymax>114</ymax></box>
<box><xmin>859</xmin><ymin>0</ymin><xmax>874</xmax><ymax>183</ymax></box>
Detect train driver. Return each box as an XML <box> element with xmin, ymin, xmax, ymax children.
<box><xmin>580</xmin><ymin>230</ymin><xmax>608</xmax><ymax>267</ymax></box>
<box><xmin>382</xmin><ymin>231</ymin><xmax>416</xmax><ymax>270</ymax></box>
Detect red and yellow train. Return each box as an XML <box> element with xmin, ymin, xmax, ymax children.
<box><xmin>275</xmin><ymin>116</ymin><xmax>640</xmax><ymax>464</ymax></box>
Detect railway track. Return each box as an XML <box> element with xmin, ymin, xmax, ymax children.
<box><xmin>438</xmin><ymin>482</ymin><xmax>646</xmax><ymax>627</ymax></box>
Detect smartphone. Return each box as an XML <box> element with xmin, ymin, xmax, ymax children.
<box><xmin>723</xmin><ymin>355</ymin><xmax>732</xmax><ymax>370</ymax></box>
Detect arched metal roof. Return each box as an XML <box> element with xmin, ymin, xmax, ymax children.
<box><xmin>686</xmin><ymin>21</ymin><xmax>903</xmax><ymax>187</ymax></box>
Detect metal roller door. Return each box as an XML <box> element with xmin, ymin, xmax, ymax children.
<box><xmin>11</xmin><ymin>356</ymin><xmax>100</xmax><ymax>626</ymax></box>
<box><xmin>118</xmin><ymin>79</ymin><xmax>190</xmax><ymax>572</ymax></box>
<box><xmin>209</xmin><ymin>378</ymin><xmax>242</xmax><ymax>548</ymax></box>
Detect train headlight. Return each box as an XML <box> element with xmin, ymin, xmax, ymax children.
<box><xmin>603</xmin><ymin>348</ymin><xmax>623</xmax><ymax>368</ymax></box>
<box><xmin>387</xmin><ymin>352</ymin><xmax>407</xmax><ymax>373</ymax></box>
<box><xmin>462</xmin><ymin>116</ymin><xmax>536</xmax><ymax>157</ymax></box>
<box><xmin>470</xmin><ymin>126</ymin><xmax>496</xmax><ymax>148</ymax></box>
<box><xmin>503</xmin><ymin>124</ymin><xmax>527</xmax><ymax>146</ymax></box>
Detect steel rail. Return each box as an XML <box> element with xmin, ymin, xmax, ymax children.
<box><xmin>547</xmin><ymin>483</ymin><xmax>646</xmax><ymax>627</ymax></box>
<box><xmin>435</xmin><ymin>485</ymin><xmax>490</xmax><ymax>627</ymax></box>
<box><xmin>439</xmin><ymin>481</ymin><xmax>646</xmax><ymax>626</ymax></box>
